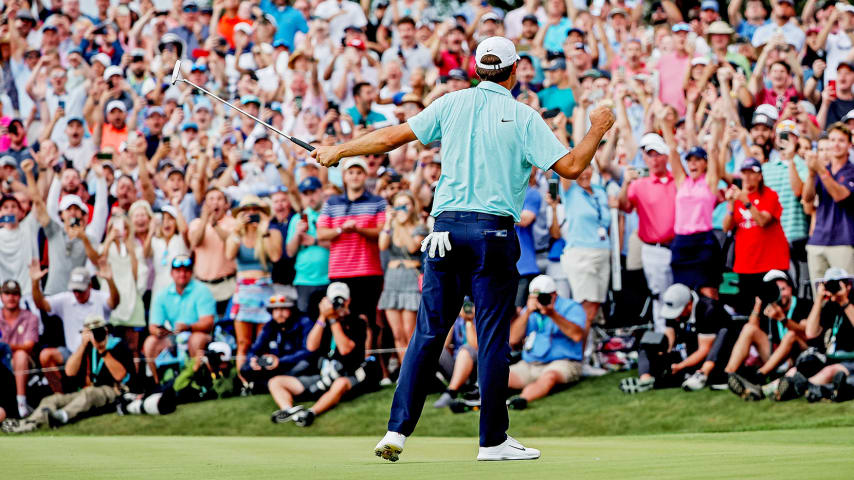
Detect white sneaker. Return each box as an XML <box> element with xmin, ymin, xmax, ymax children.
<box><xmin>477</xmin><ymin>436</ymin><xmax>540</xmax><ymax>461</ymax></box>
<box><xmin>682</xmin><ymin>371</ymin><xmax>707</xmax><ymax>391</ymax></box>
<box><xmin>374</xmin><ymin>431</ymin><xmax>407</xmax><ymax>462</ymax></box>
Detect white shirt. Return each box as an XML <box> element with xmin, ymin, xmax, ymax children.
<box><xmin>46</xmin><ymin>290</ymin><xmax>112</xmax><ymax>351</ymax></box>
<box><xmin>825</xmin><ymin>32</ymin><xmax>853</xmax><ymax>86</ymax></box>
<box><xmin>314</xmin><ymin>0</ymin><xmax>368</xmax><ymax>44</ymax></box>
<box><xmin>59</xmin><ymin>137</ymin><xmax>97</xmax><ymax>172</ymax></box>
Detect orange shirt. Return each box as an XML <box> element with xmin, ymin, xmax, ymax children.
<box><xmin>218</xmin><ymin>15</ymin><xmax>252</xmax><ymax>48</ymax></box>
<box><xmin>188</xmin><ymin>215</ymin><xmax>237</xmax><ymax>281</ymax></box>
<box><xmin>100</xmin><ymin>123</ymin><xmax>129</xmax><ymax>152</ymax></box>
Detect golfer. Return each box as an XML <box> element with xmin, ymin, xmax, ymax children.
<box><xmin>311</xmin><ymin>36</ymin><xmax>615</xmax><ymax>462</ymax></box>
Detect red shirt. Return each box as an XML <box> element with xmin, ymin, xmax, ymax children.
<box><xmin>437</xmin><ymin>50</ymin><xmax>465</xmax><ymax>77</ymax></box>
<box><xmin>732</xmin><ymin>187</ymin><xmax>790</xmax><ymax>274</ymax></box>
<box><xmin>317</xmin><ymin>192</ymin><xmax>386</xmax><ymax>279</ymax></box>
<box><xmin>218</xmin><ymin>15</ymin><xmax>252</xmax><ymax>48</ymax></box>
<box><xmin>755</xmin><ymin>86</ymin><xmax>800</xmax><ymax>114</ymax></box>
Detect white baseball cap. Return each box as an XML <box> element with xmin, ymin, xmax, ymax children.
<box><xmin>660</xmin><ymin>284</ymin><xmax>693</xmax><ymax>320</ymax></box>
<box><xmin>91</xmin><ymin>53</ymin><xmax>111</xmax><ymax>67</ymax></box>
<box><xmin>528</xmin><ymin>275</ymin><xmax>556</xmax><ymax>295</ymax></box>
<box><xmin>640</xmin><ymin>133</ymin><xmax>670</xmax><ymax>155</ymax></box>
<box><xmin>103</xmin><ymin>65</ymin><xmax>123</xmax><ymax>81</ymax></box>
<box><xmin>106</xmin><ymin>100</ymin><xmax>127</xmax><ymax>113</ymax></box>
<box><xmin>327</xmin><ymin>282</ymin><xmax>350</xmax><ymax>300</ymax></box>
<box><xmin>59</xmin><ymin>194</ymin><xmax>88</xmax><ymax>213</ymax></box>
<box><xmin>475</xmin><ymin>36</ymin><xmax>519</xmax><ymax>70</ymax></box>
<box><xmin>234</xmin><ymin>22</ymin><xmax>254</xmax><ymax>35</ymax></box>
<box><xmin>342</xmin><ymin>157</ymin><xmax>368</xmax><ymax>172</ymax></box>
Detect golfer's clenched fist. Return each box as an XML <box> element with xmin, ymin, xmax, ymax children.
<box><xmin>589</xmin><ymin>106</ymin><xmax>616</xmax><ymax>134</ymax></box>
<box><xmin>311</xmin><ymin>145</ymin><xmax>341</xmax><ymax>168</ymax></box>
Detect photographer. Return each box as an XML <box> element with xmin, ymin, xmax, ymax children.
<box><xmin>267</xmin><ymin>283</ymin><xmax>379</xmax><ymax>427</ymax></box>
<box><xmin>241</xmin><ymin>293</ymin><xmax>313</xmax><ymax>387</ymax></box>
<box><xmin>764</xmin><ymin>268</ymin><xmax>854</xmax><ymax>402</ymax></box>
<box><xmin>725</xmin><ymin>270</ymin><xmax>811</xmax><ymax>400</ymax></box>
<box><xmin>506</xmin><ymin>275</ymin><xmax>586</xmax><ymax>410</ymax></box>
<box><xmin>433</xmin><ymin>297</ymin><xmax>479</xmax><ymax>409</ymax></box>
<box><xmin>620</xmin><ymin>284</ymin><xmax>730</xmax><ymax>394</ymax></box>
<box><xmin>1</xmin><ymin>316</ymin><xmax>138</xmax><ymax>433</ymax></box>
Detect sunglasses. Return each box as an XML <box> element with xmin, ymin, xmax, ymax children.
<box><xmin>393</xmin><ymin>205</ymin><xmax>409</xmax><ymax>211</ymax></box>
<box><xmin>171</xmin><ymin>257</ymin><xmax>193</xmax><ymax>269</ymax></box>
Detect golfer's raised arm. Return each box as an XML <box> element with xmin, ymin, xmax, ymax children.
<box><xmin>312</xmin><ymin>123</ymin><xmax>418</xmax><ymax>167</ymax></box>
<box><xmin>550</xmin><ymin>106</ymin><xmax>615</xmax><ymax>180</ymax></box>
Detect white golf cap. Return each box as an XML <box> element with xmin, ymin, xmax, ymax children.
<box><xmin>206</xmin><ymin>341</ymin><xmax>232</xmax><ymax>362</ymax></box>
<box><xmin>59</xmin><ymin>194</ymin><xmax>88</xmax><ymax>213</ymax></box>
<box><xmin>475</xmin><ymin>36</ymin><xmax>519</xmax><ymax>70</ymax></box>
<box><xmin>755</xmin><ymin>103</ymin><xmax>779</xmax><ymax>122</ymax></box>
<box><xmin>91</xmin><ymin>53</ymin><xmax>111</xmax><ymax>67</ymax></box>
<box><xmin>763</xmin><ymin>269</ymin><xmax>792</xmax><ymax>285</ymax></box>
<box><xmin>529</xmin><ymin>275</ymin><xmax>556</xmax><ymax>295</ymax></box>
<box><xmin>234</xmin><ymin>22</ymin><xmax>254</xmax><ymax>35</ymax></box>
<box><xmin>327</xmin><ymin>282</ymin><xmax>350</xmax><ymax>300</ymax></box>
<box><xmin>103</xmin><ymin>65</ymin><xmax>123</xmax><ymax>80</ymax></box>
<box><xmin>342</xmin><ymin>157</ymin><xmax>368</xmax><ymax>172</ymax></box>
<box><xmin>106</xmin><ymin>100</ymin><xmax>127</xmax><ymax>113</ymax></box>
<box><xmin>690</xmin><ymin>56</ymin><xmax>709</xmax><ymax>66</ymax></box>
<box><xmin>640</xmin><ymin>133</ymin><xmax>670</xmax><ymax>155</ymax></box>
<box><xmin>660</xmin><ymin>284</ymin><xmax>693</xmax><ymax>320</ymax></box>
<box><xmin>820</xmin><ymin>267</ymin><xmax>853</xmax><ymax>282</ymax></box>
<box><xmin>140</xmin><ymin>77</ymin><xmax>158</xmax><ymax>97</ymax></box>
<box><xmin>843</xmin><ymin>109</ymin><xmax>854</xmax><ymax>122</ymax></box>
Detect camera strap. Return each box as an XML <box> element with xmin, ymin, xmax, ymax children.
<box><xmin>775</xmin><ymin>297</ymin><xmax>798</xmax><ymax>340</ymax></box>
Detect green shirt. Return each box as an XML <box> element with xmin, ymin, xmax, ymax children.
<box><xmin>285</xmin><ymin>207</ymin><xmax>330</xmax><ymax>286</ymax></box>
<box><xmin>762</xmin><ymin>156</ymin><xmax>809</xmax><ymax>242</ymax></box>
<box><xmin>407</xmin><ymin>81</ymin><xmax>569</xmax><ymax>221</ymax></box>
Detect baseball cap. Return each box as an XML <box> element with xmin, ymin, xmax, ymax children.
<box><xmin>83</xmin><ymin>315</ymin><xmax>108</xmax><ymax>331</ymax></box>
<box><xmin>522</xmin><ymin>14</ymin><xmax>539</xmax><ymax>24</ymax></box>
<box><xmin>820</xmin><ymin>267</ymin><xmax>853</xmax><ymax>283</ymax></box>
<box><xmin>700</xmin><ymin>0</ymin><xmax>719</xmax><ymax>12</ymax></box>
<box><xmin>660</xmin><ymin>284</ymin><xmax>693</xmax><ymax>320</ymax></box>
<box><xmin>707</xmin><ymin>20</ymin><xmax>734</xmax><ymax>35</ymax></box>
<box><xmin>266</xmin><ymin>293</ymin><xmax>296</xmax><ymax>309</ymax></box>
<box><xmin>580</xmin><ymin>68</ymin><xmax>605</xmax><ymax>80</ymax></box>
<box><xmin>103</xmin><ymin>65</ymin><xmax>123</xmax><ymax>80</ymax></box>
<box><xmin>68</xmin><ymin>267</ymin><xmax>91</xmax><ymax>291</ymax></box>
<box><xmin>751</xmin><ymin>108</ymin><xmax>777</xmax><ymax>128</ymax></box>
<box><xmin>206</xmin><ymin>342</ymin><xmax>232</xmax><ymax>362</ymax></box>
<box><xmin>298</xmin><ymin>176</ymin><xmax>322</xmax><ymax>193</ymax></box>
<box><xmin>0</xmin><ymin>156</ymin><xmax>17</xmax><ymax>168</ymax></box>
<box><xmin>140</xmin><ymin>77</ymin><xmax>158</xmax><ymax>97</ymax></box>
<box><xmin>609</xmin><ymin>7</ymin><xmax>627</xmax><ymax>17</ymax></box>
<box><xmin>740</xmin><ymin>157</ymin><xmax>762</xmax><ymax>173</ymax></box>
<box><xmin>106</xmin><ymin>100</ymin><xmax>127</xmax><ymax>113</ymax></box>
<box><xmin>182</xmin><ymin>0</ymin><xmax>199</xmax><ymax>11</ymax></box>
<box><xmin>327</xmin><ymin>282</ymin><xmax>350</xmax><ymax>300</ymax></box>
<box><xmin>342</xmin><ymin>157</ymin><xmax>368</xmax><ymax>172</ymax></box>
<box><xmin>234</xmin><ymin>22</ymin><xmax>253</xmax><ymax>35</ymax></box>
<box><xmin>160</xmin><ymin>205</ymin><xmax>180</xmax><ymax>220</ymax></box>
<box><xmin>181</xmin><ymin>122</ymin><xmax>199</xmax><ymax>132</ymax></box>
<box><xmin>1</xmin><ymin>279</ymin><xmax>21</xmax><ymax>295</ymax></box>
<box><xmin>240</xmin><ymin>95</ymin><xmax>261</xmax><ymax>106</ymax></box>
<box><xmin>543</xmin><ymin>58</ymin><xmax>567</xmax><ymax>71</ymax></box>
<box><xmin>448</xmin><ymin>68</ymin><xmax>468</xmax><ymax>81</ymax></box>
<box><xmin>145</xmin><ymin>106</ymin><xmax>166</xmax><ymax>118</ymax></box>
<box><xmin>691</xmin><ymin>56</ymin><xmax>710</xmax><ymax>66</ymax></box>
<box><xmin>838</xmin><ymin>61</ymin><xmax>854</xmax><ymax>73</ymax></box>
<box><xmin>91</xmin><ymin>53</ymin><xmax>111</xmax><ymax>67</ymax></box>
<box><xmin>528</xmin><ymin>275</ymin><xmax>556</xmax><ymax>295</ymax></box>
<box><xmin>755</xmin><ymin>104</ymin><xmax>782</xmax><ymax>121</ymax></box>
<box><xmin>195</xmin><ymin>98</ymin><xmax>213</xmax><ymax>112</ymax></box>
<box><xmin>475</xmin><ymin>36</ymin><xmax>520</xmax><ymax>70</ymax></box>
<box><xmin>776</xmin><ymin>119</ymin><xmax>799</xmax><ymax>136</ymax></box>
<box><xmin>67</xmin><ymin>116</ymin><xmax>85</xmax><ymax>125</ymax></box>
<box><xmin>763</xmin><ymin>269</ymin><xmax>793</xmax><ymax>287</ymax></box>
<box><xmin>16</xmin><ymin>10</ymin><xmax>36</xmax><ymax>23</ymax></box>
<box><xmin>671</xmin><ymin>23</ymin><xmax>691</xmax><ymax>33</ymax></box>
<box><xmin>686</xmin><ymin>146</ymin><xmax>708</xmax><ymax>160</ymax></box>
<box><xmin>777</xmin><ymin>0</ymin><xmax>795</xmax><ymax>4</ymax></box>
<box><xmin>839</xmin><ymin>3</ymin><xmax>854</xmax><ymax>14</ymax></box>
<box><xmin>568</xmin><ymin>27</ymin><xmax>586</xmax><ymax>37</ymax></box>
<box><xmin>59</xmin><ymin>194</ymin><xmax>88</xmax><ymax>213</ymax></box>
<box><xmin>481</xmin><ymin>12</ymin><xmax>501</xmax><ymax>23</ymax></box>
<box><xmin>640</xmin><ymin>133</ymin><xmax>670</xmax><ymax>155</ymax></box>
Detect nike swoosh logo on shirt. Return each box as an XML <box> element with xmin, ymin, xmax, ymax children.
<box><xmin>501</xmin><ymin>119</ymin><xmax>513</xmax><ymax>122</ymax></box>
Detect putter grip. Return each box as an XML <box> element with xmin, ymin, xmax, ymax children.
<box><xmin>290</xmin><ymin>137</ymin><xmax>315</xmax><ymax>152</ymax></box>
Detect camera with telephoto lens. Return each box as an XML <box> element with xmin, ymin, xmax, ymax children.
<box><xmin>91</xmin><ymin>326</ymin><xmax>108</xmax><ymax>343</ymax></box>
<box><xmin>257</xmin><ymin>355</ymin><xmax>274</xmax><ymax>368</ymax></box>
<box><xmin>758</xmin><ymin>280</ymin><xmax>783</xmax><ymax>305</ymax></box>
<box><xmin>331</xmin><ymin>296</ymin><xmax>346</xmax><ymax>310</ymax></box>
<box><xmin>537</xmin><ymin>293</ymin><xmax>553</xmax><ymax>307</ymax></box>
<box><xmin>640</xmin><ymin>331</ymin><xmax>668</xmax><ymax>356</ymax></box>
<box><xmin>825</xmin><ymin>280</ymin><xmax>843</xmax><ymax>295</ymax></box>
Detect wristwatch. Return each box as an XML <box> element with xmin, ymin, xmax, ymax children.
<box><xmin>327</xmin><ymin>318</ymin><xmax>338</xmax><ymax>326</ymax></box>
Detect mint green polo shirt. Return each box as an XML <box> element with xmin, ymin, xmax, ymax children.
<box><xmin>407</xmin><ymin>81</ymin><xmax>569</xmax><ymax>222</ymax></box>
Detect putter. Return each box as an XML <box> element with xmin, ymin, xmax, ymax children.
<box><xmin>170</xmin><ymin>60</ymin><xmax>314</xmax><ymax>152</ymax></box>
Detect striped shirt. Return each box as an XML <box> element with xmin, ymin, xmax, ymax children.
<box><xmin>318</xmin><ymin>192</ymin><xmax>387</xmax><ymax>279</ymax></box>
<box><xmin>762</xmin><ymin>157</ymin><xmax>809</xmax><ymax>242</ymax></box>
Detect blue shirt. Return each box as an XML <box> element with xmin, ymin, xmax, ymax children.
<box><xmin>561</xmin><ymin>182</ymin><xmax>610</xmax><ymax>249</ymax></box>
<box><xmin>407</xmin><ymin>81</ymin><xmax>569</xmax><ymax>222</ymax></box>
<box><xmin>260</xmin><ymin>0</ymin><xmax>309</xmax><ymax>49</ymax></box>
<box><xmin>522</xmin><ymin>296</ymin><xmax>586</xmax><ymax>363</ymax></box>
<box><xmin>286</xmin><ymin>207</ymin><xmax>330</xmax><ymax>286</ymax></box>
<box><xmin>537</xmin><ymin>86</ymin><xmax>576</xmax><ymax>120</ymax></box>
<box><xmin>346</xmin><ymin>106</ymin><xmax>387</xmax><ymax>126</ymax></box>
<box><xmin>150</xmin><ymin>279</ymin><xmax>216</xmax><ymax>328</ymax></box>
<box><xmin>516</xmin><ymin>187</ymin><xmax>542</xmax><ymax>276</ymax></box>
<box><xmin>736</xmin><ymin>19</ymin><xmax>769</xmax><ymax>44</ymax></box>
<box><xmin>543</xmin><ymin>18</ymin><xmax>573</xmax><ymax>53</ymax></box>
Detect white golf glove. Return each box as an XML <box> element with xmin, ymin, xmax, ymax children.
<box><xmin>421</xmin><ymin>231</ymin><xmax>452</xmax><ymax>258</ymax></box>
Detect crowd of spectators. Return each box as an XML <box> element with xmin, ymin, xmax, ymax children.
<box><xmin>3</xmin><ymin>0</ymin><xmax>854</xmax><ymax>432</ymax></box>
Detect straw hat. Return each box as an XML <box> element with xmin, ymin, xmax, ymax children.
<box><xmin>231</xmin><ymin>194</ymin><xmax>271</xmax><ymax>216</ymax></box>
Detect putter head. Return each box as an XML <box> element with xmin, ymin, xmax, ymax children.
<box><xmin>171</xmin><ymin>60</ymin><xmax>182</xmax><ymax>85</ymax></box>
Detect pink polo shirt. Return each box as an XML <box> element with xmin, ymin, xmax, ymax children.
<box><xmin>674</xmin><ymin>174</ymin><xmax>716</xmax><ymax>235</ymax></box>
<box><xmin>627</xmin><ymin>173</ymin><xmax>677</xmax><ymax>244</ymax></box>
<box><xmin>657</xmin><ymin>52</ymin><xmax>691</xmax><ymax>116</ymax></box>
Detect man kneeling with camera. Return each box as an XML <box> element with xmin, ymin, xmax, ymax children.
<box><xmin>505</xmin><ymin>275</ymin><xmax>586</xmax><ymax>410</ymax></box>
<box><xmin>620</xmin><ymin>284</ymin><xmax>730</xmax><ymax>393</ymax></box>
<box><xmin>266</xmin><ymin>283</ymin><xmax>380</xmax><ymax>426</ymax></box>
<box><xmin>2</xmin><ymin>316</ymin><xmax>138</xmax><ymax>433</ymax></box>
<box><xmin>748</xmin><ymin>268</ymin><xmax>854</xmax><ymax>402</ymax></box>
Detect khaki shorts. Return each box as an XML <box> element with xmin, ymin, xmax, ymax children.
<box><xmin>509</xmin><ymin>359</ymin><xmax>582</xmax><ymax>386</ymax></box>
<box><xmin>562</xmin><ymin>247</ymin><xmax>610</xmax><ymax>303</ymax></box>
<box><xmin>200</xmin><ymin>276</ymin><xmax>237</xmax><ymax>302</ymax></box>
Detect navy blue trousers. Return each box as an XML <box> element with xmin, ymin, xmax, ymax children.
<box><xmin>387</xmin><ymin>211</ymin><xmax>520</xmax><ymax>447</ymax></box>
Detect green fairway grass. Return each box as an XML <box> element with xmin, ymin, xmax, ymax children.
<box><xmin>5</xmin><ymin>428</ymin><xmax>854</xmax><ymax>479</ymax></box>
<box><xmin>31</xmin><ymin>371</ymin><xmax>854</xmax><ymax>437</ymax></box>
